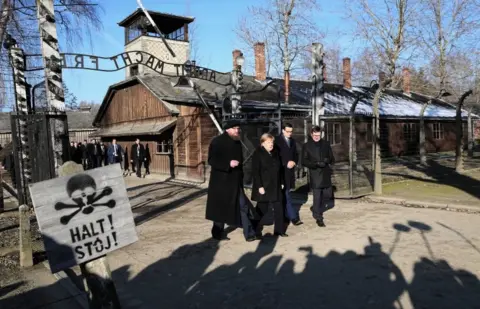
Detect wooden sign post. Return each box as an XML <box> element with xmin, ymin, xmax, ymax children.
<box><xmin>29</xmin><ymin>163</ymin><xmax>137</xmax><ymax>308</ymax></box>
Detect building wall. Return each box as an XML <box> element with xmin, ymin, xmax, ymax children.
<box><xmin>100</xmin><ymin>83</ymin><xmax>173</xmax><ymax>126</ymax></box>
<box><xmin>174</xmin><ymin>105</ymin><xmax>212</xmax><ymax>180</ymax></box>
<box><xmin>104</xmin><ymin>134</ymin><xmax>173</xmax><ymax>175</ymax></box>
<box><xmin>281</xmin><ymin>117</ymin><xmax>468</xmax><ymax>163</ymax></box>
<box><xmin>69</xmin><ymin>130</ymin><xmax>98</xmax><ymax>143</ymax></box>
<box><xmin>0</xmin><ymin>132</ymin><xmax>12</xmax><ymax>147</ymax></box>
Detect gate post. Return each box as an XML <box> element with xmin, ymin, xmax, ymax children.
<box><xmin>311</xmin><ymin>43</ymin><xmax>325</xmax><ymax>130</ymax></box>
<box><xmin>4</xmin><ymin>34</ymin><xmax>32</xmax><ymax>204</ymax></box>
<box><xmin>36</xmin><ymin>0</ymin><xmax>69</xmax><ymax>173</ymax></box>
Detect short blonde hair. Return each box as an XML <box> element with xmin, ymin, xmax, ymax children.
<box><xmin>260</xmin><ymin>133</ymin><xmax>274</xmax><ymax>144</ymax></box>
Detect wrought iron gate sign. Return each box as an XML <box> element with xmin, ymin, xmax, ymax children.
<box><xmin>28</xmin><ymin>51</ymin><xmax>230</xmax><ymax>85</ymax></box>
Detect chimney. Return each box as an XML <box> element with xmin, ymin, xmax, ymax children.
<box><xmin>232</xmin><ymin>49</ymin><xmax>242</xmax><ymax>70</ymax></box>
<box><xmin>402</xmin><ymin>67</ymin><xmax>411</xmax><ymax>94</ymax></box>
<box><xmin>254</xmin><ymin>42</ymin><xmax>266</xmax><ymax>80</ymax></box>
<box><xmin>379</xmin><ymin>71</ymin><xmax>386</xmax><ymax>84</ymax></box>
<box><xmin>343</xmin><ymin>57</ymin><xmax>352</xmax><ymax>89</ymax></box>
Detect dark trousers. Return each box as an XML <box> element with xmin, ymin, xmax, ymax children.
<box><xmin>283</xmin><ymin>189</ymin><xmax>299</xmax><ymax>221</ymax></box>
<box><xmin>312</xmin><ymin>187</ymin><xmax>334</xmax><ymax>221</ymax></box>
<box><xmin>135</xmin><ymin>159</ymin><xmax>142</xmax><ymax>177</ymax></box>
<box><xmin>212</xmin><ymin>192</ymin><xmax>255</xmax><ymax>240</ymax></box>
<box><xmin>96</xmin><ymin>156</ymin><xmax>103</xmax><ymax>168</ymax></box>
<box><xmin>256</xmin><ymin>201</ymin><xmax>285</xmax><ymax>235</ymax></box>
<box><xmin>144</xmin><ymin>161</ymin><xmax>150</xmax><ymax>174</ymax></box>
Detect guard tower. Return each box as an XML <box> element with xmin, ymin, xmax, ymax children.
<box><xmin>118</xmin><ymin>9</ymin><xmax>194</xmax><ymax>78</ymax></box>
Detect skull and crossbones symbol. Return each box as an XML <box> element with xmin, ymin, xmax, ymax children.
<box><xmin>54</xmin><ymin>174</ymin><xmax>116</xmax><ymax>225</ymax></box>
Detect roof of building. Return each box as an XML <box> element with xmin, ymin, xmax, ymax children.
<box><xmin>0</xmin><ymin>107</ymin><xmax>99</xmax><ymax>133</ymax></box>
<box><xmin>118</xmin><ymin>9</ymin><xmax>194</xmax><ymax>34</ymax></box>
<box><xmin>284</xmin><ymin>80</ymin><xmax>477</xmax><ymax>119</ymax></box>
<box><xmin>93</xmin><ymin>73</ymin><xmax>282</xmax><ymax>125</ymax></box>
<box><xmin>93</xmin><ymin>73</ymin><xmax>477</xmax><ymax>126</ymax></box>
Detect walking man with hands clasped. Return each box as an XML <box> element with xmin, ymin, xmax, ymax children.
<box><xmin>302</xmin><ymin>125</ymin><xmax>335</xmax><ymax>227</ymax></box>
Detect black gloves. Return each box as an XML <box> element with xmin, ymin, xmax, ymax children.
<box><xmin>316</xmin><ymin>158</ymin><xmax>331</xmax><ymax>168</ymax></box>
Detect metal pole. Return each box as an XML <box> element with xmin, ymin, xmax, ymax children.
<box><xmin>36</xmin><ymin>0</ymin><xmax>69</xmax><ymax>174</ymax></box>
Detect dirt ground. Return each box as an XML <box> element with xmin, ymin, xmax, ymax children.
<box><xmin>104</xmin><ymin>192</ymin><xmax>480</xmax><ymax>309</ymax></box>
<box><xmin>2</xmin><ymin>174</ymin><xmax>480</xmax><ymax>309</ymax></box>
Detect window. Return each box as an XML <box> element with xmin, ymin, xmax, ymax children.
<box><xmin>156</xmin><ymin>139</ymin><xmax>173</xmax><ymax>154</ymax></box>
<box><xmin>325</xmin><ymin>123</ymin><xmax>341</xmax><ymax>145</ymax></box>
<box><xmin>432</xmin><ymin>123</ymin><xmax>444</xmax><ymax>140</ymax></box>
<box><xmin>130</xmin><ymin>65</ymin><xmax>139</xmax><ymax>76</ymax></box>
<box><xmin>366</xmin><ymin>123</ymin><xmax>373</xmax><ymax>143</ymax></box>
<box><xmin>403</xmin><ymin>123</ymin><xmax>418</xmax><ymax>141</ymax></box>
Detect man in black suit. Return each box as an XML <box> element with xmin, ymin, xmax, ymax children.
<box><xmin>107</xmin><ymin>139</ymin><xmax>123</xmax><ymax>165</ymax></box>
<box><xmin>130</xmin><ymin>138</ymin><xmax>145</xmax><ymax>178</ymax></box>
<box><xmin>275</xmin><ymin>122</ymin><xmax>302</xmax><ymax>226</ymax></box>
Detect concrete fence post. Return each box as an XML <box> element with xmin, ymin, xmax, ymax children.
<box><xmin>19</xmin><ymin>204</ymin><xmax>33</xmax><ymax>267</ymax></box>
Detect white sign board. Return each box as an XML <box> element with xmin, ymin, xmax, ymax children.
<box><xmin>29</xmin><ymin>164</ymin><xmax>138</xmax><ymax>273</ymax></box>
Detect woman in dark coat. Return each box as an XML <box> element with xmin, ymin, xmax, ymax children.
<box><xmin>205</xmin><ymin>122</ymin><xmax>256</xmax><ymax>241</ymax></box>
<box><xmin>251</xmin><ymin>133</ymin><xmax>287</xmax><ymax>237</ymax></box>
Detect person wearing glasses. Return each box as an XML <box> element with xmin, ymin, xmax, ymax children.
<box><xmin>301</xmin><ymin>125</ymin><xmax>335</xmax><ymax>227</ymax></box>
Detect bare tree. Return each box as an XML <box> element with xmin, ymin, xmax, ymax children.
<box><xmin>188</xmin><ymin>22</ymin><xmax>202</xmax><ymax>65</ymax></box>
<box><xmin>348</xmin><ymin>0</ymin><xmax>417</xmax><ymax>194</ymax></box>
<box><xmin>323</xmin><ymin>45</ymin><xmax>343</xmax><ymax>84</ymax></box>
<box><xmin>417</xmin><ymin>0</ymin><xmax>480</xmax><ymax>93</ymax></box>
<box><xmin>0</xmin><ymin>0</ymin><xmax>103</xmax><ymax>109</ymax></box>
<box><xmin>351</xmin><ymin>48</ymin><xmax>382</xmax><ymax>86</ymax></box>
<box><xmin>235</xmin><ymin>0</ymin><xmax>323</xmax><ymax>103</ymax></box>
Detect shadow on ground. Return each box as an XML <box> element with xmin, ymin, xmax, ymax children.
<box><xmin>3</xmin><ymin>220</ymin><xmax>479</xmax><ymax>309</ymax></box>
<box><xmin>383</xmin><ymin>159</ymin><xmax>480</xmax><ymax>201</ymax></box>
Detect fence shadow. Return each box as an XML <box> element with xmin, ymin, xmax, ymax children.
<box><xmin>110</xmin><ymin>221</ymin><xmax>480</xmax><ymax>308</ymax></box>
<box><xmin>2</xmin><ymin>220</ymin><xmax>480</xmax><ymax>309</ymax></box>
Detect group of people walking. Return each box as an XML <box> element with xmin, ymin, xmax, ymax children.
<box><xmin>69</xmin><ymin>138</ymin><xmax>151</xmax><ymax>177</ymax></box>
<box><xmin>206</xmin><ymin>122</ymin><xmax>335</xmax><ymax>241</ymax></box>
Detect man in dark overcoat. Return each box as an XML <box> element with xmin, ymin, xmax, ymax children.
<box><xmin>275</xmin><ymin>122</ymin><xmax>302</xmax><ymax>226</ymax></box>
<box><xmin>205</xmin><ymin>121</ymin><xmax>256</xmax><ymax>242</ymax></box>
<box><xmin>301</xmin><ymin>125</ymin><xmax>335</xmax><ymax>227</ymax></box>
<box><xmin>131</xmin><ymin>138</ymin><xmax>145</xmax><ymax>178</ymax></box>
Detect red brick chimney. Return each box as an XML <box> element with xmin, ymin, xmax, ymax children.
<box><xmin>254</xmin><ymin>42</ymin><xmax>266</xmax><ymax>80</ymax></box>
<box><xmin>402</xmin><ymin>67</ymin><xmax>411</xmax><ymax>95</ymax></box>
<box><xmin>343</xmin><ymin>57</ymin><xmax>352</xmax><ymax>89</ymax></box>
<box><xmin>232</xmin><ymin>49</ymin><xmax>242</xmax><ymax>70</ymax></box>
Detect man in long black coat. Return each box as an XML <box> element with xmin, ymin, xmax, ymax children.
<box><xmin>302</xmin><ymin>125</ymin><xmax>335</xmax><ymax>227</ymax></box>
<box><xmin>275</xmin><ymin>122</ymin><xmax>302</xmax><ymax>225</ymax></box>
<box><xmin>131</xmin><ymin>138</ymin><xmax>145</xmax><ymax>178</ymax></box>
<box><xmin>205</xmin><ymin>121</ymin><xmax>256</xmax><ymax>242</ymax></box>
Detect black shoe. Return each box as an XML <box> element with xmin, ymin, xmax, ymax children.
<box><xmin>316</xmin><ymin>220</ymin><xmax>326</xmax><ymax>227</ymax></box>
<box><xmin>274</xmin><ymin>232</ymin><xmax>289</xmax><ymax>237</ymax></box>
<box><xmin>255</xmin><ymin>234</ymin><xmax>263</xmax><ymax>240</ymax></box>
<box><xmin>212</xmin><ymin>234</ymin><xmax>229</xmax><ymax>241</ymax></box>
<box><xmin>246</xmin><ymin>236</ymin><xmax>256</xmax><ymax>242</ymax></box>
<box><xmin>292</xmin><ymin>218</ymin><xmax>304</xmax><ymax>226</ymax></box>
